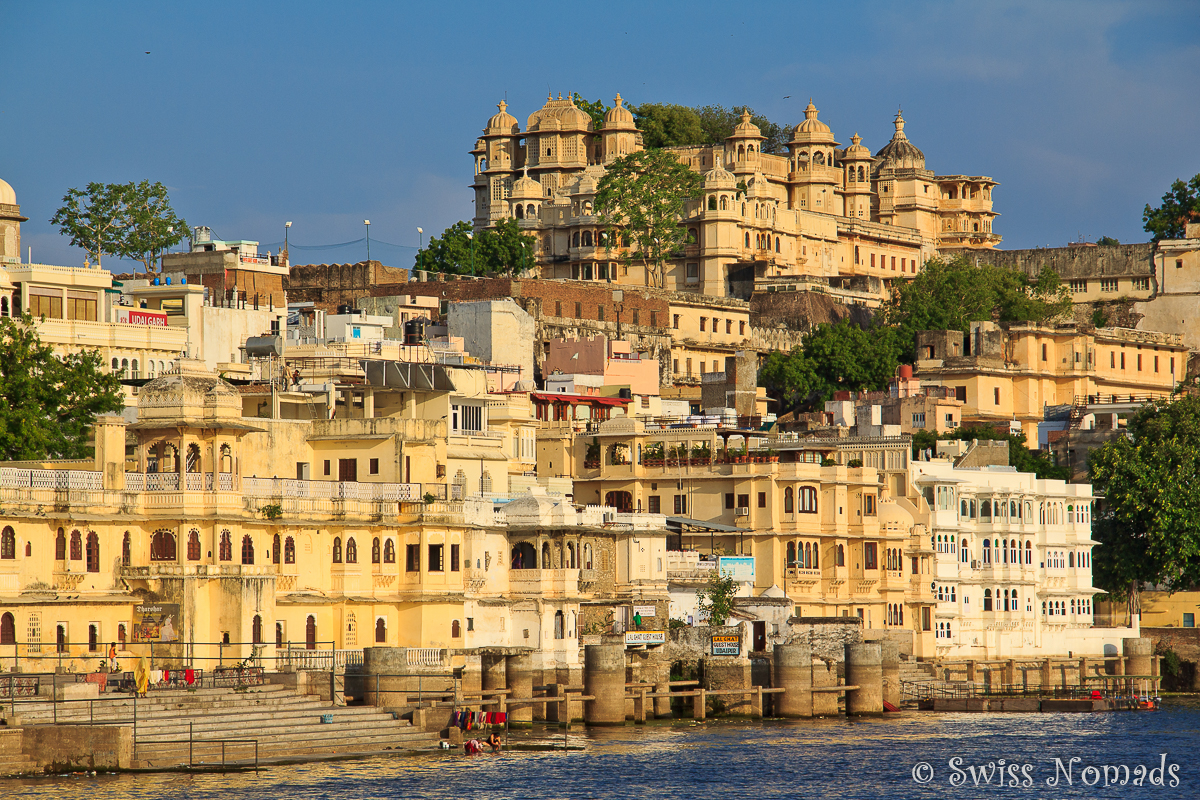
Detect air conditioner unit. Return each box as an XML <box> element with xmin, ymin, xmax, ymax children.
<box><xmin>971</xmin><ymin>560</ymin><xmax>979</xmax><ymax>569</ymax></box>
<box><xmin>602</xmin><ymin>512</ymin><xmax>616</xmax><ymax>523</ymax></box>
<box><xmin>735</xmin><ymin>507</ymin><xmax>750</xmax><ymax>517</ymax></box>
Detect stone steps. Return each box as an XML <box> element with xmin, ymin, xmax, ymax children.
<box><xmin>0</xmin><ymin>730</ymin><xmax>36</xmax><ymax>777</ymax></box>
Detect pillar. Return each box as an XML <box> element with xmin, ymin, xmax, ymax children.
<box><xmin>844</xmin><ymin>643</ymin><xmax>883</xmax><ymax>716</ymax></box>
<box><xmin>1079</xmin><ymin>657</ymin><xmax>1089</xmax><ymax>689</ymax></box>
<box><xmin>966</xmin><ymin>660</ymin><xmax>977</xmax><ymax>683</ymax></box>
<box><xmin>1005</xmin><ymin>659</ymin><xmax>1016</xmax><ymax>688</ymax></box>
<box><xmin>880</xmin><ymin>641</ymin><xmax>900</xmax><ymax>709</ymax></box>
<box><xmin>772</xmin><ymin>643</ymin><xmax>813</xmax><ymax>718</ymax></box>
<box><xmin>1123</xmin><ymin>638</ymin><xmax>1153</xmax><ymax>685</ymax></box>
<box><xmin>481</xmin><ymin>653</ymin><xmax>506</xmax><ymax>697</ymax></box>
<box><xmin>1041</xmin><ymin>659</ymin><xmax>1052</xmax><ymax>690</ymax></box>
<box><xmin>506</xmin><ymin>653</ymin><xmax>534</xmax><ymax>727</ymax></box>
<box><xmin>811</xmin><ymin>660</ymin><xmax>839</xmax><ymax>716</ymax></box>
<box><xmin>545</xmin><ymin>683</ymin><xmax>564</xmax><ymax>725</ymax></box>
<box><xmin>583</xmin><ymin>644</ymin><xmax>626</xmax><ymax>726</ymax></box>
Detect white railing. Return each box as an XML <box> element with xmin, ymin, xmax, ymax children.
<box><xmin>0</xmin><ymin>468</ymin><xmax>102</xmax><ymax>491</ymax></box>
<box><xmin>276</xmin><ymin>647</ymin><xmax>364</xmax><ymax>671</ymax></box>
<box><xmin>145</xmin><ymin>472</ymin><xmax>180</xmax><ymax>491</ymax></box>
<box><xmin>405</xmin><ymin>648</ymin><xmax>445</xmax><ymax>667</ymax></box>
<box><xmin>241</xmin><ymin>477</ymin><xmax>423</xmax><ymax>501</ymax></box>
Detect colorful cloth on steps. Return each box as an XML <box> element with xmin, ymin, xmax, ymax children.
<box><xmin>184</xmin><ymin>669</ymin><xmax>195</xmax><ymax>685</ymax></box>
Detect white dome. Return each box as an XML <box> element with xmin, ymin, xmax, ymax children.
<box><xmin>0</xmin><ymin>178</ymin><xmax>15</xmax><ymax>206</ymax></box>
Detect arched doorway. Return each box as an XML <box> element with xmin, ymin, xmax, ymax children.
<box><xmin>510</xmin><ymin>542</ymin><xmax>536</xmax><ymax>569</ymax></box>
<box><xmin>375</xmin><ymin>618</ymin><xmax>386</xmax><ymax>643</ymax></box>
<box><xmin>305</xmin><ymin>615</ymin><xmax>317</xmax><ymax>650</ymax></box>
<box><xmin>604</xmin><ymin>491</ymin><xmax>633</xmax><ymax>513</ymax></box>
<box><xmin>0</xmin><ymin>612</ymin><xmax>14</xmax><ymax>645</ymax></box>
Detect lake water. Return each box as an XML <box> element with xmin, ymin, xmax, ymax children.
<box><xmin>9</xmin><ymin>699</ymin><xmax>1200</xmax><ymax>799</ymax></box>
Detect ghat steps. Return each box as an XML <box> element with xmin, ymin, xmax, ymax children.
<box><xmin>1</xmin><ymin>683</ymin><xmax>439</xmax><ymax>772</ymax></box>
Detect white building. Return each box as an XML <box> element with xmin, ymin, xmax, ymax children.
<box><xmin>910</xmin><ymin>459</ymin><xmax>1136</xmax><ymax>659</ymax></box>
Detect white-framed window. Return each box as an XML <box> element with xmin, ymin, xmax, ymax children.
<box><xmin>451</xmin><ymin>403</ymin><xmax>484</xmax><ymax>433</ymax></box>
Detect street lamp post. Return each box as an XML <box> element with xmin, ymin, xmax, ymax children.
<box><xmin>364</xmin><ymin>220</ymin><xmax>371</xmax><ymax>263</ymax></box>
<box><xmin>417</xmin><ymin>227</ymin><xmax>424</xmax><ymax>250</ymax></box>
<box><xmin>466</xmin><ymin>232</ymin><xmax>475</xmax><ymax>276</ymax></box>
<box><xmin>284</xmin><ymin>221</ymin><xmax>292</xmax><ymax>263</ymax></box>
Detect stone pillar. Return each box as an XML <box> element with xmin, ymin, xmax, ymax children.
<box><xmin>772</xmin><ymin>643</ymin><xmax>813</xmax><ymax>718</ymax></box>
<box><xmin>966</xmin><ymin>661</ymin><xmax>977</xmax><ymax>683</ymax></box>
<box><xmin>1005</xmin><ymin>659</ymin><xmax>1016</xmax><ymax>688</ymax></box>
<box><xmin>844</xmin><ymin>643</ymin><xmax>883</xmax><ymax>716</ymax></box>
<box><xmin>506</xmin><ymin>653</ymin><xmax>534</xmax><ymax>727</ymax></box>
<box><xmin>481</xmin><ymin>652</ymin><xmax>507</xmax><ymax>710</ymax></box>
<box><xmin>1079</xmin><ymin>657</ymin><xmax>1089</xmax><ymax>689</ymax></box>
<box><xmin>654</xmin><ymin>679</ymin><xmax>672</xmax><ymax>719</ymax></box>
<box><xmin>545</xmin><ymin>683</ymin><xmax>564</xmax><ymax>724</ymax></box>
<box><xmin>583</xmin><ymin>644</ymin><xmax>626</xmax><ymax>726</ymax></box>
<box><xmin>811</xmin><ymin>660</ymin><xmax>839</xmax><ymax>716</ymax></box>
<box><xmin>880</xmin><ymin>641</ymin><xmax>901</xmax><ymax>709</ymax></box>
<box><xmin>1124</xmin><ymin>638</ymin><xmax>1153</xmax><ymax>694</ymax></box>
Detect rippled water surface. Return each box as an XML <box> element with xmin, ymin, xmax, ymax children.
<box><xmin>10</xmin><ymin>699</ymin><xmax>1200</xmax><ymax>799</ymax></box>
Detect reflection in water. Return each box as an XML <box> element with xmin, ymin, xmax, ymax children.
<box><xmin>8</xmin><ymin>701</ymin><xmax>1199</xmax><ymax>800</ymax></box>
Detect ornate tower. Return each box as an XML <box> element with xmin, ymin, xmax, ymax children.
<box><xmin>786</xmin><ymin>100</ymin><xmax>840</xmax><ymax>214</ymax></box>
<box><xmin>0</xmin><ymin>178</ymin><xmax>26</xmax><ymax>265</ymax></box>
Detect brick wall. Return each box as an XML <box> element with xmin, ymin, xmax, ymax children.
<box><xmin>750</xmin><ymin>289</ymin><xmax>874</xmax><ymax>332</ymax></box>
<box><xmin>285</xmin><ymin>260</ymin><xmax>410</xmax><ymax>309</ymax></box>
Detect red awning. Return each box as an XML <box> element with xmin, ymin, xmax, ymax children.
<box><xmin>532</xmin><ymin>392</ymin><xmax>631</xmax><ymax>405</ymax></box>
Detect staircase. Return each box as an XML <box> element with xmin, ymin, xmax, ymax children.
<box><xmin>2</xmin><ymin>684</ymin><xmax>439</xmax><ymax>771</ymax></box>
<box><xmin>0</xmin><ymin>730</ymin><xmax>36</xmax><ymax>777</ymax></box>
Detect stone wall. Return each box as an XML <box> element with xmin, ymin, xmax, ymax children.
<box><xmin>19</xmin><ymin>724</ymin><xmax>132</xmax><ymax>771</ymax></box>
<box><xmin>285</xmin><ymin>260</ymin><xmax>410</xmax><ymax>308</ymax></box>
<box><xmin>784</xmin><ymin>617</ymin><xmax>863</xmax><ymax>663</ymax></box>
<box><xmin>978</xmin><ymin>244</ymin><xmax>1154</xmax><ymax>281</ymax></box>
<box><xmin>749</xmin><ymin>289</ymin><xmax>873</xmax><ymax>333</ymax></box>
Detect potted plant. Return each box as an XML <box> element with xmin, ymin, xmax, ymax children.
<box><xmin>584</xmin><ymin>439</ymin><xmax>601</xmax><ymax>469</ymax></box>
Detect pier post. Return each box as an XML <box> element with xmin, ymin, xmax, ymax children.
<box><xmin>812</xmin><ymin>659</ymin><xmax>839</xmax><ymax>716</ymax></box>
<box><xmin>1041</xmin><ymin>659</ymin><xmax>1052</xmax><ymax>691</ymax></box>
<box><xmin>692</xmin><ymin>689</ymin><xmax>706</xmax><ymax>721</ymax></box>
<box><xmin>654</xmin><ymin>679</ymin><xmax>672</xmax><ymax>719</ymax></box>
<box><xmin>546</xmin><ymin>683</ymin><xmax>564</xmax><ymax>725</ymax></box>
<box><xmin>1005</xmin><ymin>659</ymin><xmax>1016</xmax><ymax>689</ymax></box>
<box><xmin>844</xmin><ymin>643</ymin><xmax>883</xmax><ymax>716</ymax></box>
<box><xmin>583</xmin><ymin>644</ymin><xmax>626</xmax><ymax>726</ymax></box>
<box><xmin>506</xmin><ymin>654</ymin><xmax>534</xmax><ymax>727</ymax></box>
<box><xmin>966</xmin><ymin>660</ymin><xmax>977</xmax><ymax>683</ymax></box>
<box><xmin>1123</xmin><ymin>638</ymin><xmax>1152</xmax><ymax>689</ymax></box>
<box><xmin>1079</xmin><ymin>657</ymin><xmax>1089</xmax><ymax>689</ymax></box>
<box><xmin>880</xmin><ymin>641</ymin><xmax>901</xmax><ymax>709</ymax></box>
<box><xmin>772</xmin><ymin>643</ymin><xmax>813</xmax><ymax>718</ymax></box>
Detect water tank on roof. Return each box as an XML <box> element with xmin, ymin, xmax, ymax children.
<box><xmin>245</xmin><ymin>336</ymin><xmax>283</xmax><ymax>358</ymax></box>
<box><xmin>337</xmin><ymin>304</ymin><xmax>352</xmax><ymax>315</ymax></box>
<box><xmin>899</xmin><ymin>365</ymin><xmax>913</xmax><ymax>379</ymax></box>
<box><xmin>403</xmin><ymin>318</ymin><xmax>426</xmax><ymax>345</ymax></box>
<box><xmin>618</xmin><ymin>388</ymin><xmax>632</xmax><ymax>400</ymax></box>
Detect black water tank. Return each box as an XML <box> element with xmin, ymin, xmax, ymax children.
<box><xmin>619</xmin><ymin>388</ymin><xmax>632</xmax><ymax>400</ymax></box>
<box><xmin>337</xmin><ymin>304</ymin><xmax>352</xmax><ymax>315</ymax></box>
<box><xmin>403</xmin><ymin>319</ymin><xmax>426</xmax><ymax>345</ymax></box>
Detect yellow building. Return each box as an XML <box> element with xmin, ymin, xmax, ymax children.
<box><xmin>915</xmin><ymin>321</ymin><xmax>1187</xmax><ymax>443</ymax></box>
<box><xmin>472</xmin><ymin>95</ymin><xmax>1000</xmax><ymax>301</ymax></box>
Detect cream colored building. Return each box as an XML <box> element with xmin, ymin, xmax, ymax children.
<box><xmin>911</xmin><ymin>458</ymin><xmax>1134</xmax><ymax>658</ymax></box>
<box><xmin>472</xmin><ymin>95</ymin><xmax>999</xmax><ymax>301</ymax></box>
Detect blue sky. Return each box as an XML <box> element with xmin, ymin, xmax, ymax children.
<box><xmin>5</xmin><ymin>0</ymin><xmax>1199</xmax><ymax>271</ymax></box>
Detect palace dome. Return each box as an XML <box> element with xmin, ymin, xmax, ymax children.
<box><xmin>527</xmin><ymin>94</ymin><xmax>593</xmax><ymax>132</ymax></box>
<box><xmin>512</xmin><ymin>170</ymin><xmax>542</xmax><ymax>198</ymax></box>
<box><xmin>843</xmin><ymin>133</ymin><xmax>871</xmax><ymax>159</ymax></box>
<box><xmin>875</xmin><ymin>110</ymin><xmax>925</xmax><ymax>169</ymax></box>
<box><xmin>603</xmin><ymin>93</ymin><xmax>636</xmax><ymax>130</ymax></box>
<box><xmin>484</xmin><ymin>101</ymin><xmax>519</xmax><ymax>134</ymax></box>
<box><xmin>731</xmin><ymin>109</ymin><xmax>762</xmax><ymax>139</ymax></box>
<box><xmin>793</xmin><ymin>99</ymin><xmax>831</xmax><ymax>136</ymax></box>
<box><xmin>703</xmin><ymin>156</ymin><xmax>737</xmax><ymax>188</ymax></box>
<box><xmin>0</xmin><ymin>178</ymin><xmax>15</xmax><ymax>206</ymax></box>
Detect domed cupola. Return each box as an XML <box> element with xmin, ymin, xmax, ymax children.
<box><xmin>484</xmin><ymin>100</ymin><xmax>519</xmax><ymax>135</ymax></box>
<box><xmin>875</xmin><ymin>109</ymin><xmax>925</xmax><ymax>170</ymax></box>
<box><xmin>791</xmin><ymin>99</ymin><xmax>835</xmax><ymax>144</ymax></box>
<box><xmin>602</xmin><ymin>93</ymin><xmax>636</xmax><ymax>130</ymax></box>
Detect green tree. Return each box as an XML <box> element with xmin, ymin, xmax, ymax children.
<box><xmin>117</xmin><ymin>180</ymin><xmax>191</xmax><ymax>273</ymax></box>
<box><xmin>51</xmin><ymin>181</ymin><xmax>190</xmax><ymax>272</ymax></box>
<box><xmin>0</xmin><ymin>315</ymin><xmax>123</xmax><ymax>461</ymax></box>
<box><xmin>49</xmin><ymin>182</ymin><xmax>127</xmax><ymax>267</ymax></box>
<box><xmin>1143</xmin><ymin>174</ymin><xmax>1200</xmax><ymax>242</ymax></box>
<box><xmin>693</xmin><ymin>105</ymin><xmax>791</xmax><ymax>154</ymax></box>
<box><xmin>413</xmin><ymin>219</ymin><xmax>537</xmax><ymax>276</ymax></box>
<box><xmin>1096</xmin><ymin>236</ymin><xmax>1120</xmax><ymax>246</ymax></box>
<box><xmin>477</xmin><ymin>218</ymin><xmax>537</xmax><ymax>275</ymax></box>
<box><xmin>759</xmin><ymin>319</ymin><xmax>900</xmax><ymax>412</ymax></box>
<box><xmin>880</xmin><ymin>256</ymin><xmax>1071</xmax><ymax>362</ymax></box>
<box><xmin>572</xmin><ymin>93</ymin><xmax>609</xmax><ymax>130</ymax></box>
<box><xmin>631</xmin><ymin>103</ymin><xmax>706</xmax><ymax>148</ymax></box>
<box><xmin>1089</xmin><ymin>396</ymin><xmax>1200</xmax><ymax>609</ymax></box>
<box><xmin>595</xmin><ymin>149</ymin><xmax>704</xmax><ymax>289</ymax></box>
<box><xmin>696</xmin><ymin>568</ymin><xmax>738</xmax><ymax>627</ymax></box>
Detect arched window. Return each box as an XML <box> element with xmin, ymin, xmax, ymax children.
<box><xmin>982</xmin><ymin>539</ymin><xmax>991</xmax><ymax>564</ymax></box>
<box><xmin>376</xmin><ymin>618</ymin><xmax>386</xmax><ymax>643</ymax></box>
<box><xmin>346</xmin><ymin>537</ymin><xmax>357</xmax><ymax>564</ymax></box>
<box><xmin>284</xmin><ymin>536</ymin><xmax>296</xmax><ymax>564</ymax></box>
<box><xmin>122</xmin><ymin>531</ymin><xmax>131</xmax><ymax>566</ymax></box>
<box><xmin>541</xmin><ymin>541</ymin><xmax>551</xmax><ymax>569</ymax></box>
<box><xmin>372</xmin><ymin>537</ymin><xmax>381</xmax><ymax>564</ymax></box>
<box><xmin>786</xmin><ymin>541</ymin><xmax>796</xmax><ymax>567</ymax></box>
<box><xmin>798</xmin><ymin>486</ymin><xmax>818</xmax><ymax>512</ymax></box>
<box><xmin>220</xmin><ymin>444</ymin><xmax>232</xmax><ymax>473</ymax></box>
<box><xmin>708</xmin><ymin>195</ymin><xmax>717</xmax><ymax>210</ymax></box>
<box><xmin>812</xmin><ymin>545</ymin><xmax>818</xmax><ymax>570</ymax></box>
<box><xmin>150</xmin><ymin>530</ymin><xmax>176</xmax><ymax>561</ymax></box>
<box><xmin>836</xmin><ymin>544</ymin><xmax>845</xmax><ymax>567</ymax></box>
<box><xmin>0</xmin><ymin>527</ymin><xmax>14</xmax><ymax>560</ymax></box>
<box><xmin>1068</xmin><ymin>551</ymin><xmax>1075</xmax><ymax>568</ymax></box>
<box><xmin>252</xmin><ymin>615</ymin><xmax>263</xmax><ymax>644</ymax></box>
<box><xmin>803</xmin><ymin>542</ymin><xmax>812</xmax><ymax>569</ymax></box>
<box><xmin>383</xmin><ymin>539</ymin><xmax>395</xmax><ymax>563</ymax></box>
<box><xmin>857</xmin><ymin>166</ymin><xmax>865</xmax><ymax>182</ymax></box>
<box><xmin>276</xmin><ymin>622</ymin><xmax>283</xmax><ymax>647</ymax></box>
<box><xmin>784</xmin><ymin>487</ymin><xmax>794</xmax><ymax>513</ymax></box>
<box><xmin>745</xmin><ymin>232</ymin><xmax>751</xmax><ymax>248</ymax></box>
<box><xmin>305</xmin><ymin>615</ymin><xmax>317</xmax><ymax>649</ymax></box>
<box><xmin>187</xmin><ymin>530</ymin><xmax>201</xmax><ymax>561</ymax></box>
<box><xmin>451</xmin><ymin>619</ymin><xmax>461</xmax><ymax>638</ymax></box>
<box><xmin>983</xmin><ymin>588</ymin><xmax>993</xmax><ymax>611</ymax></box>
<box><xmin>567</xmin><ymin>542</ymin><xmax>576</xmax><ymax>569</ymax></box>
<box><xmin>56</xmin><ymin>528</ymin><xmax>66</xmax><ymax>560</ymax></box>
<box><xmin>1</xmin><ymin>612</ymin><xmax>16</xmax><ymax>645</ymax></box>
<box><xmin>1011</xmin><ymin>590</ymin><xmax>1018</xmax><ymax>611</ymax></box>
<box><xmin>582</xmin><ymin>230</ymin><xmax>592</xmax><ymax>247</ymax></box>
<box><xmin>526</xmin><ymin>203</ymin><xmax>535</xmax><ymax>218</ymax></box>
<box><xmin>186</xmin><ymin>443</ymin><xmax>201</xmax><ymax>473</ymax></box>
<box><xmin>554</xmin><ymin>610</ymin><xmax>565</xmax><ymax>639</ymax></box>
<box><xmin>514</xmin><ymin>204</ymin><xmax>523</xmax><ymax>219</ymax></box>
<box><xmin>572</xmin><ymin>231</ymin><xmax>580</xmax><ymax>247</ymax></box>
<box><xmin>332</xmin><ymin>537</ymin><xmax>342</xmax><ymax>563</ymax></box>
<box><xmin>70</xmin><ymin>530</ymin><xmax>82</xmax><ymax>560</ymax></box>
<box><xmin>584</xmin><ymin>543</ymin><xmax>593</xmax><ymax>569</ymax></box>
<box><xmin>241</xmin><ymin>535</ymin><xmax>254</xmax><ymax>565</ymax></box>
<box><xmin>272</xmin><ymin>534</ymin><xmax>280</xmax><ymax>564</ymax></box>
<box><xmin>85</xmin><ymin>532</ymin><xmax>99</xmax><ymax>573</ymax></box>
<box><xmin>218</xmin><ymin>530</ymin><xmax>232</xmax><ymax>561</ymax></box>
<box><xmin>720</xmin><ymin>196</ymin><xmax>728</xmax><ymax>211</ymax></box>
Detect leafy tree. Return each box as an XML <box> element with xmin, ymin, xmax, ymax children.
<box><xmin>117</xmin><ymin>180</ymin><xmax>191</xmax><ymax>273</ymax></box>
<box><xmin>759</xmin><ymin>319</ymin><xmax>900</xmax><ymax>412</ymax></box>
<box><xmin>1143</xmin><ymin>173</ymin><xmax>1200</xmax><ymax>242</ymax></box>
<box><xmin>49</xmin><ymin>182</ymin><xmax>127</xmax><ymax>267</ymax></box>
<box><xmin>1089</xmin><ymin>396</ymin><xmax>1200</xmax><ymax>609</ymax></box>
<box><xmin>413</xmin><ymin>219</ymin><xmax>536</xmax><ymax>276</ymax></box>
<box><xmin>50</xmin><ymin>181</ymin><xmax>190</xmax><ymax>272</ymax></box>
<box><xmin>572</xmin><ymin>93</ymin><xmax>609</xmax><ymax>130</ymax></box>
<box><xmin>595</xmin><ymin>149</ymin><xmax>704</xmax><ymax>289</ymax></box>
<box><xmin>1096</xmin><ymin>236</ymin><xmax>1120</xmax><ymax>246</ymax></box>
<box><xmin>0</xmin><ymin>315</ymin><xmax>123</xmax><ymax>461</ymax></box>
<box><xmin>695</xmin><ymin>105</ymin><xmax>790</xmax><ymax>154</ymax></box>
<box><xmin>880</xmin><ymin>256</ymin><xmax>1071</xmax><ymax>362</ymax></box>
<box><xmin>696</xmin><ymin>568</ymin><xmax>738</xmax><ymax>627</ymax></box>
<box><xmin>631</xmin><ymin>103</ymin><xmax>706</xmax><ymax>149</ymax></box>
